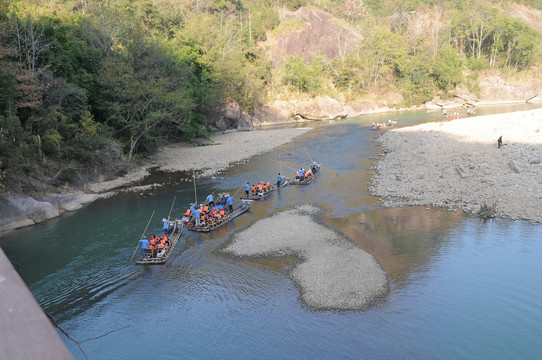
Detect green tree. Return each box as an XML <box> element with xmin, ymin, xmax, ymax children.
<box><xmin>432</xmin><ymin>45</ymin><xmax>463</xmax><ymax>91</ymax></box>
<box><xmin>282</xmin><ymin>55</ymin><xmax>323</xmax><ymax>92</ymax></box>
<box><xmin>361</xmin><ymin>25</ymin><xmax>408</xmax><ymax>86</ymax></box>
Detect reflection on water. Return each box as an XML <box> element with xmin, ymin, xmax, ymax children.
<box><xmin>2</xmin><ymin>102</ymin><xmax>542</xmax><ymax>359</ymax></box>
<box><xmin>328</xmin><ymin>206</ymin><xmax>465</xmax><ymax>279</ymax></box>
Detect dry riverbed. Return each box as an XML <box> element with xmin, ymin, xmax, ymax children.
<box><xmin>370</xmin><ymin>108</ymin><xmax>542</xmax><ymax>223</ymax></box>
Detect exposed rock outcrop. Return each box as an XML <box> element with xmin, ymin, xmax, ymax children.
<box><xmin>0</xmin><ymin>194</ymin><xmax>60</xmax><ymax>233</ymax></box>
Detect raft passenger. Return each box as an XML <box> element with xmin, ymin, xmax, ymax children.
<box><xmin>227</xmin><ymin>196</ymin><xmax>233</xmax><ymax>212</ymax></box>
<box><xmin>244</xmin><ymin>182</ymin><xmax>250</xmax><ymax>197</ymax></box>
<box><xmin>206</xmin><ymin>194</ymin><xmax>214</xmax><ymax>207</ymax></box>
<box><xmin>138</xmin><ymin>236</ymin><xmax>150</xmax><ymax>258</ymax></box>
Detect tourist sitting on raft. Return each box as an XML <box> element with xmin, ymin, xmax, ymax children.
<box><xmin>182</xmin><ymin>196</ymin><xmax>231</xmax><ymax>228</ymax></box>
<box><xmin>139</xmin><ymin>234</ymin><xmax>170</xmax><ymax>259</ymax></box>
<box><xmin>311</xmin><ymin>161</ymin><xmax>319</xmax><ymax>174</ymax></box>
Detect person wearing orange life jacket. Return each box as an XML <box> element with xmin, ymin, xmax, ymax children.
<box><xmin>296</xmin><ymin>171</ymin><xmax>301</xmax><ymax>180</ymax></box>
<box><xmin>266</xmin><ymin>181</ymin><xmax>272</xmax><ymax>192</ymax></box>
<box><xmin>148</xmin><ymin>244</ymin><xmax>156</xmax><ymax>257</ymax></box>
<box><xmin>251</xmin><ymin>185</ymin><xmax>257</xmax><ymax>195</ymax></box>
<box><xmin>214</xmin><ymin>210</ymin><xmax>222</xmax><ymax>221</ymax></box>
<box><xmin>185</xmin><ymin>208</ymin><xmax>191</xmax><ymax>216</ymax></box>
<box><xmin>150</xmin><ymin>236</ymin><xmax>157</xmax><ymax>246</ymax></box>
<box><xmin>203</xmin><ymin>205</ymin><xmax>209</xmax><ymax>213</ymax></box>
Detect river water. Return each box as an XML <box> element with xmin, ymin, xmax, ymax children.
<box><xmin>2</xmin><ymin>103</ymin><xmax>542</xmax><ymax>359</ymax></box>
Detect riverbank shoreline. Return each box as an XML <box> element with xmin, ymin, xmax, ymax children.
<box><xmin>0</xmin><ymin>128</ymin><xmax>311</xmax><ymax>234</ymax></box>
<box><xmin>370</xmin><ymin>108</ymin><xmax>542</xmax><ymax>223</ymax></box>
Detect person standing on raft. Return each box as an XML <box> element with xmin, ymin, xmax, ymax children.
<box><xmin>227</xmin><ymin>195</ymin><xmax>234</xmax><ymax>213</ymax></box>
<box><xmin>244</xmin><ymin>182</ymin><xmax>250</xmax><ymax>196</ymax></box>
<box><xmin>138</xmin><ymin>236</ymin><xmax>150</xmax><ymax>258</ymax></box>
<box><xmin>206</xmin><ymin>194</ymin><xmax>214</xmax><ymax>207</ymax></box>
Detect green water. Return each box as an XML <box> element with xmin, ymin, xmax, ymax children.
<box><xmin>2</xmin><ymin>103</ymin><xmax>542</xmax><ymax>359</ymax></box>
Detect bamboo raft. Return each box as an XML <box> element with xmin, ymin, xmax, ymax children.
<box><xmin>135</xmin><ymin>220</ymin><xmax>183</xmax><ymax>265</ymax></box>
<box><xmin>240</xmin><ymin>177</ymin><xmax>289</xmax><ymax>201</ymax></box>
<box><xmin>184</xmin><ymin>200</ymin><xmax>252</xmax><ymax>233</ymax></box>
<box><xmin>291</xmin><ymin>165</ymin><xmax>321</xmax><ymax>185</ymax></box>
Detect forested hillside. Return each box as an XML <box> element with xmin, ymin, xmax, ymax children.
<box><xmin>0</xmin><ymin>0</ymin><xmax>541</xmax><ymax>192</ymax></box>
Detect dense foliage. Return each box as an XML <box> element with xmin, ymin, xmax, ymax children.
<box><xmin>0</xmin><ymin>0</ymin><xmax>540</xmax><ymax>191</ymax></box>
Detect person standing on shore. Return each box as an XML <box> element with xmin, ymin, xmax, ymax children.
<box><xmin>498</xmin><ymin>136</ymin><xmax>503</xmax><ymax>149</ymax></box>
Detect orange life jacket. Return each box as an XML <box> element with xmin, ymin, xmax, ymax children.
<box><xmin>185</xmin><ymin>209</ymin><xmax>191</xmax><ymax>215</ymax></box>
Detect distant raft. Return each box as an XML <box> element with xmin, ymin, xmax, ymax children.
<box><xmin>240</xmin><ymin>177</ymin><xmax>289</xmax><ymax>201</ymax></box>
<box><xmin>135</xmin><ymin>220</ymin><xmax>183</xmax><ymax>265</ymax></box>
<box><xmin>291</xmin><ymin>165</ymin><xmax>321</xmax><ymax>185</ymax></box>
<box><xmin>183</xmin><ymin>200</ymin><xmax>252</xmax><ymax>233</ymax></box>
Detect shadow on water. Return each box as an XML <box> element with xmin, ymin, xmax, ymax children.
<box><xmin>326</xmin><ymin>206</ymin><xmax>466</xmax><ymax>281</ymax></box>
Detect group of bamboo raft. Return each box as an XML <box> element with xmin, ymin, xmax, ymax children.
<box><xmin>131</xmin><ymin>161</ymin><xmax>321</xmax><ymax>265</ymax></box>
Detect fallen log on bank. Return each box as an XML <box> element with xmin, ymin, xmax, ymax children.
<box><xmin>293</xmin><ymin>113</ymin><xmax>347</xmax><ymax>121</ymax></box>
<box><xmin>526</xmin><ymin>94</ymin><xmax>538</xmax><ymax>103</ymax></box>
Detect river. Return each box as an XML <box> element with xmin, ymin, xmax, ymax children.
<box><xmin>2</xmin><ymin>103</ymin><xmax>542</xmax><ymax>359</ymax></box>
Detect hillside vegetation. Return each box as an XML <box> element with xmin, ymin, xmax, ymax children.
<box><xmin>0</xmin><ymin>0</ymin><xmax>541</xmax><ymax>192</ymax></box>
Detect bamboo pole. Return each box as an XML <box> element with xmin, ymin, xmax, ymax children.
<box><xmin>232</xmin><ymin>184</ymin><xmax>245</xmax><ymax>198</ymax></box>
<box><xmin>129</xmin><ymin>210</ymin><xmax>155</xmax><ymax>263</ymax></box>
<box><xmin>167</xmin><ymin>196</ymin><xmax>176</xmax><ymax>219</ymax></box>
<box><xmin>193</xmin><ymin>172</ymin><xmax>198</xmax><ymax>205</ymax></box>
<box><xmin>303</xmin><ymin>147</ymin><xmax>313</xmax><ymax>163</ymax></box>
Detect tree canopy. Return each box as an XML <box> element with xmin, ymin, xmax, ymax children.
<box><xmin>0</xmin><ymin>0</ymin><xmax>540</xmax><ymax>191</ymax></box>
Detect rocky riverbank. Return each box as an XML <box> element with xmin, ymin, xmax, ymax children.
<box><xmin>370</xmin><ymin>108</ymin><xmax>542</xmax><ymax>223</ymax></box>
<box><xmin>0</xmin><ymin>128</ymin><xmax>311</xmax><ymax>234</ymax></box>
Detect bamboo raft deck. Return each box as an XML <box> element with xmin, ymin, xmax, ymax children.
<box><xmin>135</xmin><ymin>220</ymin><xmax>183</xmax><ymax>265</ymax></box>
<box><xmin>240</xmin><ymin>178</ymin><xmax>289</xmax><ymax>201</ymax></box>
<box><xmin>185</xmin><ymin>200</ymin><xmax>252</xmax><ymax>233</ymax></box>
<box><xmin>291</xmin><ymin>166</ymin><xmax>321</xmax><ymax>185</ymax></box>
